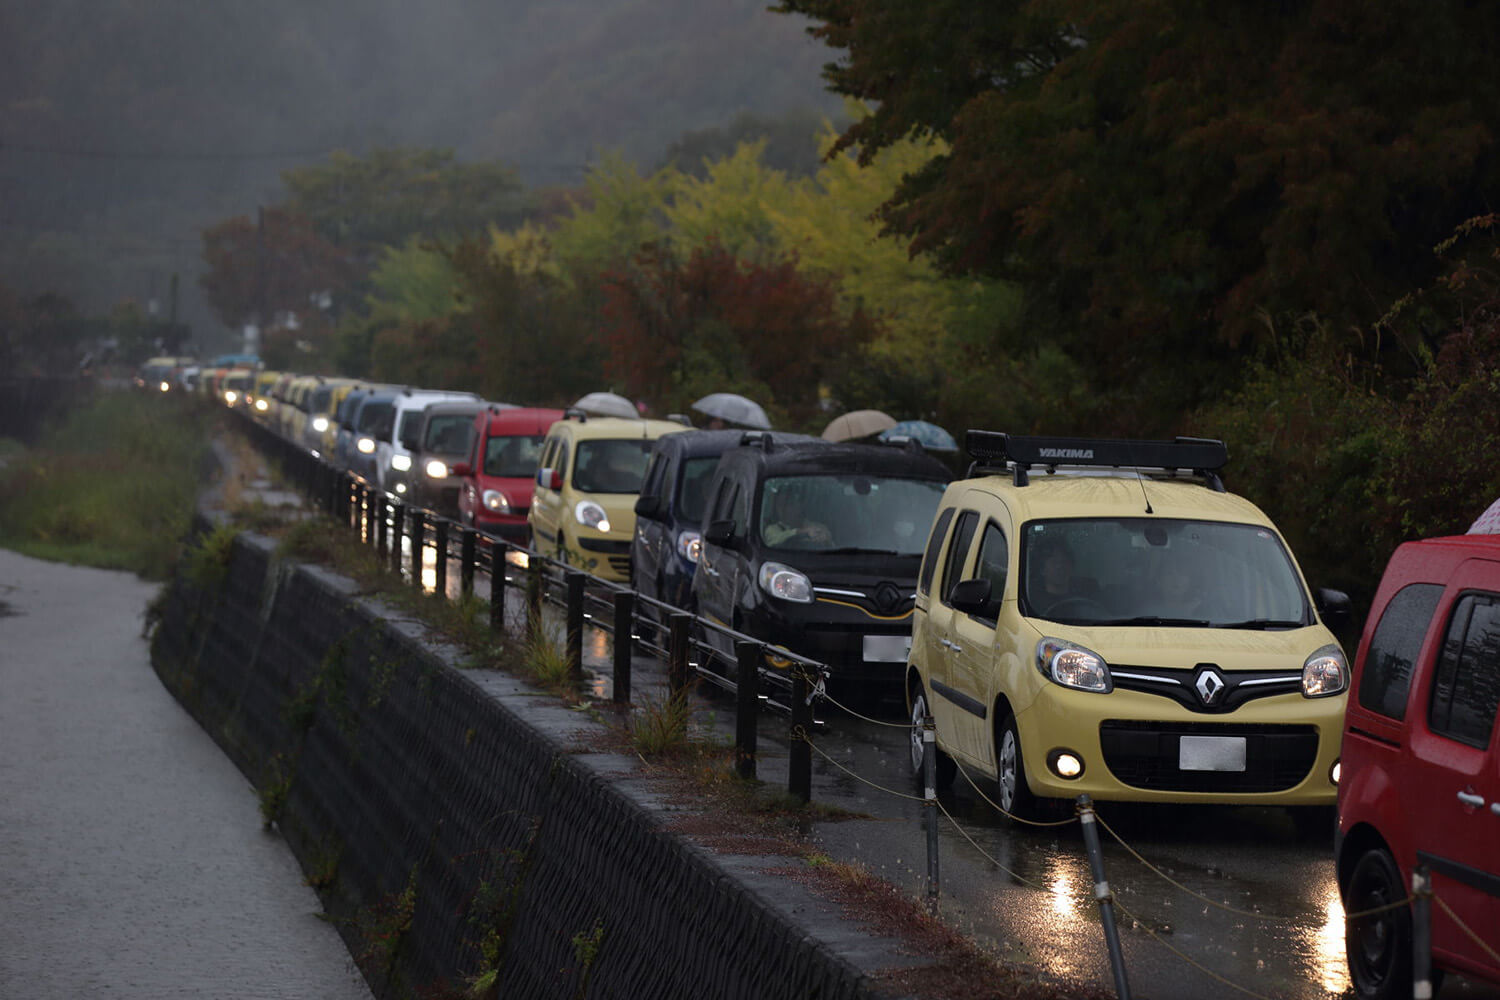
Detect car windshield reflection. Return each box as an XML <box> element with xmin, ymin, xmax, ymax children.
<box><xmin>1020</xmin><ymin>518</ymin><xmax>1312</xmax><ymax>627</ymax></box>
<box><xmin>758</xmin><ymin>474</ymin><xmax>946</xmax><ymax>554</ymax></box>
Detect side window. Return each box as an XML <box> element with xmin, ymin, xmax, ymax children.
<box><xmin>554</xmin><ymin>441</ymin><xmax>570</xmax><ymax>483</ymax></box>
<box><xmin>971</xmin><ymin>521</ymin><xmax>1009</xmax><ymax>621</ymax></box>
<box><xmin>640</xmin><ymin>452</ymin><xmax>666</xmax><ymax>499</ymax></box>
<box><xmin>730</xmin><ymin>476</ymin><xmax>750</xmax><ymax>529</ymax></box>
<box><xmin>710</xmin><ymin>478</ymin><xmax>737</xmax><ymax>523</ymax></box>
<box><xmin>918</xmin><ymin>508</ymin><xmax>956</xmax><ymax>597</ymax></box>
<box><xmin>1358</xmin><ymin>583</ymin><xmax>1444</xmax><ymax>720</ymax></box>
<box><xmin>940</xmin><ymin>511</ymin><xmax>980</xmax><ymax>607</ymax></box>
<box><xmin>1428</xmin><ymin>592</ymin><xmax>1500</xmax><ymax>749</ymax></box>
<box><xmin>540</xmin><ymin>437</ymin><xmax>559</xmax><ymax>472</ymax></box>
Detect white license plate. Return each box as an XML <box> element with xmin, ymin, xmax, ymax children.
<box><xmin>1179</xmin><ymin>735</ymin><xmax>1246</xmax><ymax>772</ymax></box>
<box><xmin>862</xmin><ymin>634</ymin><xmax>911</xmax><ymax>663</ymax></box>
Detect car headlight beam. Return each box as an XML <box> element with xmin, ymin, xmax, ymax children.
<box><xmin>425</xmin><ymin>459</ymin><xmax>449</xmax><ymax>479</ymax></box>
<box><xmin>574</xmin><ymin>500</ymin><xmax>610</xmax><ymax>532</ymax></box>
<box><xmin>390</xmin><ymin>453</ymin><xmax>412</xmax><ymax>472</ymax></box>
<box><xmin>1036</xmin><ymin>638</ymin><xmax>1112</xmax><ymax>693</ymax></box>
<box><xmin>483</xmin><ymin>489</ymin><xmax>512</xmax><ymax>514</ymax></box>
<box><xmin>758</xmin><ymin>561</ymin><xmax>813</xmax><ymax>603</ymax></box>
<box><xmin>676</xmin><ymin>530</ymin><xmax>702</xmax><ymax>564</ymax></box>
<box><xmin>1301</xmin><ymin>644</ymin><xmax>1348</xmax><ymax>698</ymax></box>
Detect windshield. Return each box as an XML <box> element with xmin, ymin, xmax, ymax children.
<box><xmin>574</xmin><ymin>438</ymin><xmax>653</xmax><ymax>493</ymax></box>
<box><xmin>483</xmin><ymin>434</ymin><xmax>543</xmax><ymax>478</ymax></box>
<box><xmin>422</xmin><ymin>414</ymin><xmax>473</xmax><ymax>456</ymax></box>
<box><xmin>1020</xmin><ymin>518</ymin><xmax>1312</xmax><ymax>628</ymax></box>
<box><xmin>758</xmin><ymin>474</ymin><xmax>945</xmax><ymax>554</ymax></box>
<box><xmin>356</xmin><ymin>401</ymin><xmax>394</xmax><ymax>437</ymax></box>
<box><xmin>676</xmin><ymin>456</ymin><xmax>719</xmax><ymax>523</ymax></box>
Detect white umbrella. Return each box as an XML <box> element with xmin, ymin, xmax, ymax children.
<box><xmin>1469</xmin><ymin>496</ymin><xmax>1500</xmax><ymax>534</ymax></box>
<box><xmin>691</xmin><ymin>392</ymin><xmax>771</xmax><ymax>429</ymax></box>
<box><xmin>822</xmin><ymin>409</ymin><xmax>896</xmax><ymax>442</ymax></box>
<box><xmin>573</xmin><ymin>391</ymin><xmax>639</xmax><ymax>419</ymax></box>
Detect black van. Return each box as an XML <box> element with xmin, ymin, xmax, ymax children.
<box><xmin>691</xmin><ymin>433</ymin><xmax>952</xmax><ymax>695</ymax></box>
<box><xmin>633</xmin><ymin>430</ymin><xmax>811</xmax><ymax>612</ymax></box>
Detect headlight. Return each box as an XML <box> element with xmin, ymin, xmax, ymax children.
<box><xmin>255</xmin><ymin>398</ymin><xmax>269</xmax><ymax>412</ymax></box>
<box><xmin>312</xmin><ymin>415</ymin><xmax>329</xmax><ymax>433</ymax></box>
<box><xmin>390</xmin><ymin>453</ymin><xmax>411</xmax><ymax>472</ymax></box>
<box><xmin>483</xmin><ymin>489</ymin><xmax>512</xmax><ymax>514</ymax></box>
<box><xmin>676</xmin><ymin>530</ymin><xmax>702</xmax><ymax>564</ymax></box>
<box><xmin>357</xmin><ymin>437</ymin><xmax>376</xmax><ymax>454</ymax></box>
<box><xmin>159</xmin><ymin>381</ymin><xmax>170</xmax><ymax>392</ymax></box>
<box><xmin>425</xmin><ymin>459</ymin><xmax>449</xmax><ymax>479</ymax></box>
<box><xmin>1301</xmin><ymin>644</ymin><xmax>1348</xmax><ymax>697</ymax></box>
<box><xmin>224</xmin><ymin>390</ymin><xmax>238</xmax><ymax>405</ymax></box>
<box><xmin>395</xmin><ymin>482</ymin><xmax>407</xmax><ymax>494</ymax></box>
<box><xmin>758</xmin><ymin>561</ymin><xmax>812</xmax><ymax>603</ymax></box>
<box><xmin>1036</xmin><ymin>638</ymin><xmax>1112</xmax><ymax>693</ymax></box>
<box><xmin>574</xmin><ymin>500</ymin><xmax>610</xmax><ymax>532</ymax></box>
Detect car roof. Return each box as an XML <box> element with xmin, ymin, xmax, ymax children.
<box><xmin>651</xmin><ymin>429</ymin><xmax>778</xmax><ymax>459</ymax></box>
<box><xmin>480</xmin><ymin>406</ymin><xmax>564</xmax><ymax>435</ymax></box>
<box><xmin>724</xmin><ymin>436</ymin><xmax>953</xmax><ymax>481</ymax></box>
<box><xmin>547</xmin><ymin>416</ymin><xmax>690</xmax><ymax>441</ymax></box>
<box><xmin>948</xmin><ymin>471</ymin><xmax>1274</xmax><ymax>526</ymax></box>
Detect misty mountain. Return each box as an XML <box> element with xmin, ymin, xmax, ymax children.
<box><xmin>0</xmin><ymin>0</ymin><xmax>840</xmax><ymax>346</ymax></box>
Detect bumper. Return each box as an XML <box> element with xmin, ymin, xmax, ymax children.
<box><xmin>1015</xmin><ymin>685</ymin><xmax>1342</xmax><ymax>805</ymax></box>
<box><xmin>745</xmin><ymin>605</ymin><xmax>912</xmax><ymax>686</ymax></box>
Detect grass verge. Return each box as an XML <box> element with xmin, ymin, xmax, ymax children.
<box><xmin>0</xmin><ymin>389</ymin><xmax>215</xmax><ymax>579</ymax></box>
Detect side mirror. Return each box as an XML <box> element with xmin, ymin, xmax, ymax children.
<box><xmin>1315</xmin><ymin>587</ymin><xmax>1352</xmax><ymax>631</ymax></box>
<box><xmin>450</xmin><ymin>462</ymin><xmax>472</xmax><ymax>477</ymax></box>
<box><xmin>949</xmin><ymin>578</ymin><xmax>993</xmax><ymax>617</ymax></box>
<box><xmin>704</xmin><ymin>519</ymin><xmax>736</xmax><ymax>548</ymax></box>
<box><xmin>634</xmin><ymin>495</ymin><xmax>662</xmax><ymax>519</ymax></box>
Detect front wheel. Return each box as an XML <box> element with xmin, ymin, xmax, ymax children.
<box><xmin>907</xmin><ymin>684</ymin><xmax>956</xmax><ymax>790</ymax></box>
<box><xmin>1344</xmin><ymin>846</ymin><xmax>1413</xmax><ymax>1000</ymax></box>
<box><xmin>995</xmin><ymin>711</ymin><xmax>1053</xmax><ymax>822</ymax></box>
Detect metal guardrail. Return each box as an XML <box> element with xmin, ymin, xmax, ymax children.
<box><xmin>233</xmin><ymin>408</ymin><xmax>829</xmax><ymax>802</ymax></box>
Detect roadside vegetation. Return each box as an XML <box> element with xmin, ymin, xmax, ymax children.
<box><xmin>0</xmin><ymin>390</ymin><xmax>213</xmax><ymax>579</ymax></box>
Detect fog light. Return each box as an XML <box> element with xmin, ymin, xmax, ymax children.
<box><xmin>1047</xmin><ymin>749</ymin><xmax>1085</xmax><ymax>780</ymax></box>
<box><xmin>395</xmin><ymin>482</ymin><xmax>407</xmax><ymax>494</ymax></box>
<box><xmin>1330</xmin><ymin>759</ymin><xmax>1341</xmax><ymax>785</ymax></box>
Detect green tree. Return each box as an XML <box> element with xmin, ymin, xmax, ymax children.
<box><xmin>776</xmin><ymin>0</ymin><xmax>1500</xmax><ymax>429</ymax></box>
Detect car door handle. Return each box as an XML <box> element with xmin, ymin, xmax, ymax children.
<box><xmin>1457</xmin><ymin>790</ymin><xmax>1485</xmax><ymax>808</ymax></box>
<box><xmin>939</xmin><ymin>638</ymin><xmax>962</xmax><ymax>653</ymax></box>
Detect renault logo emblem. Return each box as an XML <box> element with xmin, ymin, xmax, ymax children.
<box><xmin>1195</xmin><ymin>669</ymin><xmax>1226</xmax><ymax>705</ymax></box>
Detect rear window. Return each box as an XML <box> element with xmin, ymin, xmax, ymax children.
<box><xmin>1429</xmin><ymin>592</ymin><xmax>1500</xmax><ymax>749</ymax></box>
<box><xmin>676</xmin><ymin>456</ymin><xmax>720</xmax><ymax>523</ymax></box>
<box><xmin>483</xmin><ymin>434</ymin><xmax>543</xmax><ymax>478</ymax></box>
<box><xmin>1358</xmin><ymin>583</ymin><xmax>1444</xmax><ymax>720</ymax></box>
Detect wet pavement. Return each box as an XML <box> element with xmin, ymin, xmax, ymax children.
<box><xmin>0</xmin><ymin>548</ymin><xmax>371</xmax><ymax>1000</ymax></box>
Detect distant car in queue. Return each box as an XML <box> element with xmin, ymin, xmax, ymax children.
<box><xmin>395</xmin><ymin>398</ymin><xmax>487</xmax><ymax>517</ymax></box>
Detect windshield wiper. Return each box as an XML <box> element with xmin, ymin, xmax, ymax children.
<box><xmin>1096</xmin><ymin>616</ymin><xmax>1213</xmax><ymax>627</ymax></box>
<box><xmin>1213</xmin><ymin>618</ymin><xmax>1306</xmax><ymax>630</ymax></box>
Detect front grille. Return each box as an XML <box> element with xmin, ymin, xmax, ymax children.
<box><xmin>1109</xmin><ymin>663</ymin><xmax>1303</xmax><ymax>714</ymax></box>
<box><xmin>1099</xmin><ymin>719</ymin><xmax>1319</xmax><ymax>793</ymax></box>
<box><xmin>608</xmin><ymin>555</ymin><xmax>631</xmax><ymax>576</ymax></box>
<box><xmin>578</xmin><ymin>537</ymin><xmax>631</xmax><ymax>554</ymax></box>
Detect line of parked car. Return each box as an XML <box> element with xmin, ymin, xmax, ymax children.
<box><xmin>162</xmin><ymin>358</ymin><xmax>1497</xmax><ymax>998</ymax></box>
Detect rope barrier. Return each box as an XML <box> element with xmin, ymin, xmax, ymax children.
<box><xmin>1109</xmin><ymin>897</ymin><xmax>1283</xmax><ymax>1000</ymax></box>
<box><xmin>799</xmin><ymin>732</ymin><xmax>927</xmax><ymax>803</ymax></box>
<box><xmin>934</xmin><ymin>798</ymin><xmax>1073</xmax><ymax>894</ymax></box>
<box><xmin>956</xmin><ymin>759</ymin><xmax>1080</xmax><ymax>829</ymax></box>
<box><xmin>814</xmin><ymin>688</ymin><xmax>918</xmax><ymax>729</ymax></box>
<box><xmin>1433</xmin><ymin>894</ymin><xmax>1500</xmax><ymax>965</ymax></box>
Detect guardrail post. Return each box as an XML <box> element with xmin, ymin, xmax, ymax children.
<box><xmin>409</xmin><ymin>509</ymin><xmax>423</xmax><ymax>591</ymax></box>
<box><xmin>565</xmin><ymin>571</ymin><xmax>585</xmax><ymax>684</ymax></box>
<box><xmin>924</xmin><ymin>714</ymin><xmax>940</xmax><ymax>915</ymax></box>
<box><xmin>389</xmin><ymin>501</ymin><xmax>405</xmax><ymax>575</ymax></box>
<box><xmin>489</xmin><ymin>543</ymin><xmax>506</xmax><ymax>634</ymax></box>
<box><xmin>1413</xmin><ymin>865</ymin><xmax>1434</xmax><ymax>1000</ymax></box>
<box><xmin>1077</xmin><ymin>795</ymin><xmax>1132</xmax><ymax>1000</ymax></box>
<box><xmin>370</xmin><ymin>493</ymin><xmax>384</xmax><ymax>553</ymax></box>
<box><xmin>325</xmin><ymin>467</ymin><xmax>338</xmax><ymax>518</ymax></box>
<box><xmin>612</xmin><ymin>590</ymin><xmax>633</xmax><ymax>705</ymax></box>
<box><xmin>434</xmin><ymin>519</ymin><xmax>449</xmax><ymax>598</ymax></box>
<box><xmin>735</xmin><ymin>641</ymin><xmax>760</xmax><ymax>780</ymax></box>
<box><xmin>668</xmin><ymin>614</ymin><xmax>691</xmax><ymax>695</ymax></box>
<box><xmin>460</xmin><ymin>526</ymin><xmax>476</xmax><ymax>598</ymax></box>
<box><xmin>375</xmin><ymin>493</ymin><xmax>388</xmax><ymax>558</ymax></box>
<box><xmin>789</xmin><ymin>667</ymin><xmax>813</xmax><ymax>803</ymax></box>
<box><xmin>526</xmin><ymin>558</ymin><xmax>543</xmax><ymax>637</ymax></box>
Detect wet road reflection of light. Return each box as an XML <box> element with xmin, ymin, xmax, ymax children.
<box><xmin>420</xmin><ymin>541</ymin><xmax>437</xmax><ymax>593</ymax></box>
<box><xmin>1312</xmin><ymin>885</ymin><xmax>1350</xmax><ymax>995</ymax></box>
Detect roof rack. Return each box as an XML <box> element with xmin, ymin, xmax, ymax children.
<box><xmin>738</xmin><ymin>430</ymin><xmax>775</xmax><ymax>450</ymax></box>
<box><xmin>965</xmin><ymin>430</ymin><xmax>1228</xmax><ymax>491</ymax></box>
<box><xmin>666</xmin><ymin>413</ymin><xmax>693</xmax><ymax>427</ymax></box>
<box><xmin>879</xmin><ymin>434</ymin><xmax>926</xmax><ymax>453</ymax></box>
<box><xmin>563</xmin><ymin>407</ymin><xmax>588</xmax><ymax>422</ymax></box>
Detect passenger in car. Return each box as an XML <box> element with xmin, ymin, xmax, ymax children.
<box><xmin>763</xmin><ymin>489</ymin><xmax>833</xmax><ymax>548</ymax></box>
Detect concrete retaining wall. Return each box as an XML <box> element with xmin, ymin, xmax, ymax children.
<box><xmin>149</xmin><ymin>525</ymin><xmax>903</xmax><ymax>1000</ymax></box>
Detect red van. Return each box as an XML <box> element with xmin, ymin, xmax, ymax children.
<box><xmin>1336</xmin><ymin>533</ymin><xmax>1500</xmax><ymax>999</ymax></box>
<box><xmin>453</xmin><ymin>406</ymin><xmax>564</xmax><ymax>544</ymax></box>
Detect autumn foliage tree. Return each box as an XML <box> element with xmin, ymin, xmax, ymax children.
<box><xmin>199</xmin><ymin>208</ymin><xmax>351</xmax><ymax>331</ymax></box>
<box><xmin>601</xmin><ymin>243</ymin><xmax>874</xmax><ymax>426</ymax></box>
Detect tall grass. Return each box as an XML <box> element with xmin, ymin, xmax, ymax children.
<box><xmin>0</xmin><ymin>389</ymin><xmax>213</xmax><ymax>579</ymax></box>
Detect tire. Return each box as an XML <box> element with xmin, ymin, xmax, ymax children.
<box><xmin>908</xmin><ymin>684</ymin><xmax>956</xmax><ymax>790</ymax></box>
<box><xmin>995</xmin><ymin>711</ymin><xmax>1048</xmax><ymax>821</ymax></box>
<box><xmin>1345</xmin><ymin>846</ymin><xmax>1413</xmax><ymax>1000</ymax></box>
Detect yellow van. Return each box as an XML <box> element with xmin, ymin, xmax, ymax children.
<box><xmin>907</xmin><ymin>432</ymin><xmax>1350</xmax><ymax>822</ymax></box>
<box><xmin>527</xmin><ymin>412</ymin><xmax>688</xmax><ymax>581</ymax></box>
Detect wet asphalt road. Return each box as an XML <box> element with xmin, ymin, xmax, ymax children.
<box><xmin>0</xmin><ymin>547</ymin><xmax>371</xmax><ymax>1000</ymax></box>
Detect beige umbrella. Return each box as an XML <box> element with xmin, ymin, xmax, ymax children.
<box><xmin>573</xmin><ymin>391</ymin><xmax>639</xmax><ymax>419</ymax></box>
<box><xmin>821</xmin><ymin>409</ymin><xmax>897</xmax><ymax>442</ymax></box>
